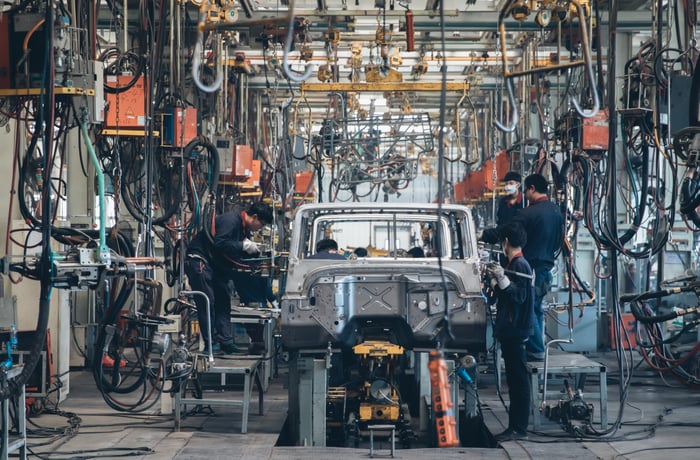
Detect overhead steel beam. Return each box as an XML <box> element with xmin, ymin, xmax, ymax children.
<box><xmin>300</xmin><ymin>81</ymin><xmax>470</xmax><ymax>91</ymax></box>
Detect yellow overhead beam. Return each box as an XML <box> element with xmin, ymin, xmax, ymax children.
<box><xmin>0</xmin><ymin>87</ymin><xmax>95</xmax><ymax>96</ymax></box>
<box><xmin>300</xmin><ymin>82</ymin><xmax>469</xmax><ymax>92</ymax></box>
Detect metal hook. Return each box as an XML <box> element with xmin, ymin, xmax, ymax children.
<box><xmin>494</xmin><ymin>78</ymin><xmax>519</xmax><ymax>133</ymax></box>
<box><xmin>457</xmin><ymin>86</ymin><xmax>480</xmax><ymax>165</ymax></box>
<box><xmin>192</xmin><ymin>12</ymin><xmax>224</xmax><ymax>93</ymax></box>
<box><xmin>569</xmin><ymin>0</ymin><xmax>599</xmax><ymax>118</ymax></box>
<box><xmin>282</xmin><ymin>1</ymin><xmax>313</xmax><ymax>83</ymax></box>
<box><xmin>452</xmin><ymin>89</ymin><xmax>466</xmax><ymax>162</ymax></box>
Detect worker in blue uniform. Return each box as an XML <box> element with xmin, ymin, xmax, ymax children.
<box><xmin>496</xmin><ymin>171</ymin><xmax>524</xmax><ymax>226</ymax></box>
<box><xmin>482</xmin><ymin>173</ymin><xmax>563</xmax><ymax>361</ymax></box>
<box><xmin>486</xmin><ymin>221</ymin><xmax>535</xmax><ymax>441</ymax></box>
<box><xmin>307</xmin><ymin>238</ymin><xmax>347</xmax><ymax>260</ymax></box>
<box><xmin>185</xmin><ymin>202</ymin><xmax>273</xmax><ymax>354</ymax></box>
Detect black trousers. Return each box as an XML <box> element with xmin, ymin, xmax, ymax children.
<box><xmin>184</xmin><ymin>257</ymin><xmax>233</xmax><ymax>346</ymax></box>
<box><xmin>500</xmin><ymin>339</ymin><xmax>531</xmax><ymax>432</ymax></box>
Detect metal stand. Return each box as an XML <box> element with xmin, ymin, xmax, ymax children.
<box><xmin>174</xmin><ymin>356</ymin><xmax>264</xmax><ymax>433</ymax></box>
<box><xmin>1</xmin><ymin>365</ymin><xmax>27</xmax><ymax>460</ymax></box>
<box><xmin>231</xmin><ymin>309</ymin><xmax>279</xmax><ymax>391</ymax></box>
<box><xmin>368</xmin><ymin>424</ymin><xmax>395</xmax><ymax>458</ymax></box>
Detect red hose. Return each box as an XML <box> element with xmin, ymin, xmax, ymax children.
<box><xmin>405</xmin><ymin>10</ymin><xmax>415</xmax><ymax>52</ymax></box>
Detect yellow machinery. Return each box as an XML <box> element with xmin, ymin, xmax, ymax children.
<box><xmin>353</xmin><ymin>341</ymin><xmax>404</xmax><ymax>423</ymax></box>
<box><xmin>324</xmin><ymin>340</ymin><xmax>415</xmax><ymax>447</ymax></box>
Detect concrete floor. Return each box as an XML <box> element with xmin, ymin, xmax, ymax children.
<box><xmin>15</xmin><ymin>351</ymin><xmax>700</xmax><ymax>460</ymax></box>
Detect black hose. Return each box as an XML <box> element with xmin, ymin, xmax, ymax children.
<box><xmin>688</xmin><ymin>56</ymin><xmax>700</xmax><ymax>126</ymax></box>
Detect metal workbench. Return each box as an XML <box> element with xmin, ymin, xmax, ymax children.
<box><xmin>1</xmin><ymin>365</ymin><xmax>26</xmax><ymax>460</ymax></box>
<box><xmin>528</xmin><ymin>352</ymin><xmax>607</xmax><ymax>430</ymax></box>
<box><xmin>174</xmin><ymin>356</ymin><xmax>264</xmax><ymax>434</ymax></box>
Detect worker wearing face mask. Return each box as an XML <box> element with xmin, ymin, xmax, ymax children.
<box><xmin>480</xmin><ymin>171</ymin><xmax>524</xmax><ymax>242</ymax></box>
<box><xmin>496</xmin><ymin>171</ymin><xmax>524</xmax><ymax>226</ymax></box>
<box><xmin>481</xmin><ymin>171</ymin><xmax>523</xmax><ymax>242</ymax></box>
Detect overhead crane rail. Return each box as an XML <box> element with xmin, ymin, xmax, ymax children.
<box><xmin>300</xmin><ymin>81</ymin><xmax>470</xmax><ymax>92</ymax></box>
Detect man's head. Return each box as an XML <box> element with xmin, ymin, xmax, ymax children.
<box><xmin>246</xmin><ymin>202</ymin><xmax>273</xmax><ymax>231</ymax></box>
<box><xmin>407</xmin><ymin>247</ymin><xmax>425</xmax><ymax>258</ymax></box>
<box><xmin>499</xmin><ymin>221</ymin><xmax>527</xmax><ymax>250</ymax></box>
<box><xmin>502</xmin><ymin>171</ymin><xmax>521</xmax><ymax>197</ymax></box>
<box><xmin>316</xmin><ymin>238</ymin><xmax>339</xmax><ymax>253</ymax></box>
<box><xmin>523</xmin><ymin>173</ymin><xmax>548</xmax><ymax>202</ymax></box>
<box><xmin>353</xmin><ymin>247</ymin><xmax>368</xmax><ymax>257</ymax></box>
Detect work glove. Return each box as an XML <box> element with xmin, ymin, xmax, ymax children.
<box><xmin>270</xmin><ymin>300</ymin><xmax>279</xmax><ymax>309</ymax></box>
<box><xmin>487</xmin><ymin>263</ymin><xmax>510</xmax><ymax>290</ymax></box>
<box><xmin>242</xmin><ymin>238</ymin><xmax>261</xmax><ymax>255</ymax></box>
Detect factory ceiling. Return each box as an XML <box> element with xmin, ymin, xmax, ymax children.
<box><xmin>96</xmin><ymin>0</ymin><xmax>657</xmax><ymax>126</ymax></box>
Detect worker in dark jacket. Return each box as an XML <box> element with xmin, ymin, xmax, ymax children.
<box><xmin>307</xmin><ymin>238</ymin><xmax>347</xmax><ymax>260</ymax></box>
<box><xmin>496</xmin><ymin>171</ymin><xmax>524</xmax><ymax>226</ymax></box>
<box><xmin>486</xmin><ymin>221</ymin><xmax>535</xmax><ymax>442</ymax></box>
<box><xmin>482</xmin><ymin>173</ymin><xmax>562</xmax><ymax>361</ymax></box>
<box><xmin>185</xmin><ymin>202</ymin><xmax>273</xmax><ymax>354</ymax></box>
<box><xmin>512</xmin><ymin>174</ymin><xmax>563</xmax><ymax>361</ymax></box>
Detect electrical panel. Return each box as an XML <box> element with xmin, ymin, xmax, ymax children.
<box><xmin>162</xmin><ymin>107</ymin><xmax>198</xmax><ymax>148</ymax></box>
<box><xmin>104</xmin><ymin>76</ymin><xmax>146</xmax><ymax>128</ymax></box>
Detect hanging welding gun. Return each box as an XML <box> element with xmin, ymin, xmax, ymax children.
<box><xmin>620</xmin><ymin>283</ymin><xmax>700</xmax><ymax>325</ymax></box>
<box><xmin>454</xmin><ymin>355</ymin><xmax>477</xmax><ymax>386</ymax></box>
<box><xmin>481</xmin><ymin>263</ymin><xmax>498</xmax><ymax>305</ymax></box>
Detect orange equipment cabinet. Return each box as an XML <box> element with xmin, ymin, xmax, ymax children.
<box><xmin>233</xmin><ymin>145</ymin><xmax>253</xmax><ymax>179</ymax></box>
<box><xmin>220</xmin><ymin>144</ymin><xmax>253</xmax><ymax>181</ymax></box>
<box><xmin>162</xmin><ymin>107</ymin><xmax>197</xmax><ymax>148</ymax></box>
<box><xmin>607</xmin><ymin>313</ymin><xmax>637</xmax><ymax>350</ymax></box>
<box><xmin>294</xmin><ymin>171</ymin><xmax>315</xmax><ymax>195</ymax></box>
<box><xmin>104</xmin><ymin>76</ymin><xmax>146</xmax><ymax>128</ymax></box>
<box><xmin>244</xmin><ymin>159</ymin><xmax>261</xmax><ymax>188</ymax></box>
<box><xmin>453</xmin><ymin>179</ymin><xmax>467</xmax><ymax>203</ymax></box>
<box><xmin>582</xmin><ymin>109</ymin><xmax>609</xmax><ymax>151</ymax></box>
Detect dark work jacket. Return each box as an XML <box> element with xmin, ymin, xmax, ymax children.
<box><xmin>510</xmin><ymin>198</ymin><xmax>563</xmax><ymax>271</ymax></box>
<box><xmin>186</xmin><ymin>211</ymin><xmax>250</xmax><ymax>270</ymax></box>
<box><xmin>307</xmin><ymin>251</ymin><xmax>346</xmax><ymax>260</ymax></box>
<box><xmin>496</xmin><ymin>193</ymin><xmax>523</xmax><ymax>226</ymax></box>
<box><xmin>492</xmin><ymin>255</ymin><xmax>535</xmax><ymax>342</ymax></box>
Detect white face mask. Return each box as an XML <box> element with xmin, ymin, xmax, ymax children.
<box><xmin>504</xmin><ymin>184</ymin><xmax>519</xmax><ymax>195</ymax></box>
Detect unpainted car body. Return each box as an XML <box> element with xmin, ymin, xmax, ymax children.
<box><xmin>281</xmin><ymin>203</ymin><xmax>487</xmax><ymax>351</ymax></box>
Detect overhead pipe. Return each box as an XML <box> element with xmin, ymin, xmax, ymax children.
<box><xmin>496</xmin><ymin>0</ymin><xmax>599</xmax><ymax>124</ymax></box>
<box><xmin>79</xmin><ymin>109</ymin><xmax>110</xmax><ymax>263</ymax></box>
<box><xmin>282</xmin><ymin>0</ymin><xmax>314</xmax><ymax>83</ymax></box>
<box><xmin>192</xmin><ymin>2</ymin><xmax>224</xmax><ymax>93</ymax></box>
<box><xmin>405</xmin><ymin>9</ymin><xmax>415</xmax><ymax>52</ymax></box>
<box><xmin>494</xmin><ymin>78</ymin><xmax>519</xmax><ymax>132</ymax></box>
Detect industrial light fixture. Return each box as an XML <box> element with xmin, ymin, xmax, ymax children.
<box><xmin>552</xmin><ymin>1</ymin><xmax>569</xmax><ymax>22</ymax></box>
<box><xmin>510</xmin><ymin>0</ymin><xmax>530</xmax><ymax>22</ymax></box>
<box><xmin>535</xmin><ymin>9</ymin><xmax>551</xmax><ymax>28</ymax></box>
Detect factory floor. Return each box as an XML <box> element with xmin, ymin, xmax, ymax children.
<box><xmin>18</xmin><ymin>350</ymin><xmax>700</xmax><ymax>460</ymax></box>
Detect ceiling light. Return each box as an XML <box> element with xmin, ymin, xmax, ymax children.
<box><xmin>510</xmin><ymin>0</ymin><xmax>530</xmax><ymax>22</ymax></box>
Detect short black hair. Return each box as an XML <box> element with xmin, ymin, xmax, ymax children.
<box><xmin>353</xmin><ymin>247</ymin><xmax>368</xmax><ymax>257</ymax></box>
<box><xmin>247</xmin><ymin>202</ymin><xmax>273</xmax><ymax>224</ymax></box>
<box><xmin>407</xmin><ymin>247</ymin><xmax>425</xmax><ymax>258</ymax></box>
<box><xmin>524</xmin><ymin>173</ymin><xmax>548</xmax><ymax>194</ymax></box>
<box><xmin>500</xmin><ymin>222</ymin><xmax>527</xmax><ymax>248</ymax></box>
<box><xmin>316</xmin><ymin>238</ymin><xmax>339</xmax><ymax>252</ymax></box>
<box><xmin>502</xmin><ymin>171</ymin><xmax>521</xmax><ymax>183</ymax></box>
